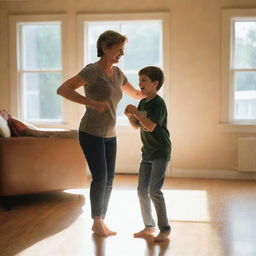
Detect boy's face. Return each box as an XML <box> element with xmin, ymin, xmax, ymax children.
<box><xmin>139</xmin><ymin>74</ymin><xmax>158</xmax><ymax>96</ymax></box>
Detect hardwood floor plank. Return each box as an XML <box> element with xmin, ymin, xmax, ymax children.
<box><xmin>0</xmin><ymin>175</ymin><xmax>256</xmax><ymax>256</ymax></box>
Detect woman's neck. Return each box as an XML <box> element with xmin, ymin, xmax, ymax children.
<box><xmin>97</xmin><ymin>58</ymin><xmax>113</xmax><ymax>72</ymax></box>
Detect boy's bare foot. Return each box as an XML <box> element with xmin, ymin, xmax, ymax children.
<box><xmin>154</xmin><ymin>230</ymin><xmax>170</xmax><ymax>242</ymax></box>
<box><xmin>133</xmin><ymin>227</ymin><xmax>156</xmax><ymax>237</ymax></box>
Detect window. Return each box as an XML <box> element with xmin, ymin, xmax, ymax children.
<box><xmin>9</xmin><ymin>13</ymin><xmax>170</xmax><ymax>128</ymax></box>
<box><xmin>221</xmin><ymin>9</ymin><xmax>256</xmax><ymax>126</ymax></box>
<box><xmin>19</xmin><ymin>22</ymin><xmax>62</xmax><ymax>122</ymax></box>
<box><xmin>9</xmin><ymin>15</ymin><xmax>67</xmax><ymax>125</ymax></box>
<box><xmin>77</xmin><ymin>13</ymin><xmax>170</xmax><ymax>125</ymax></box>
<box><xmin>232</xmin><ymin>21</ymin><xmax>256</xmax><ymax>121</ymax></box>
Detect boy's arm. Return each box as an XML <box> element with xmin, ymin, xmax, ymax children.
<box><xmin>133</xmin><ymin>111</ymin><xmax>157</xmax><ymax>132</ymax></box>
<box><xmin>125</xmin><ymin>104</ymin><xmax>157</xmax><ymax>132</ymax></box>
<box><xmin>127</xmin><ymin>116</ymin><xmax>140</xmax><ymax>129</ymax></box>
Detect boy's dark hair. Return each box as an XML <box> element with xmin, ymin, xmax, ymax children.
<box><xmin>138</xmin><ymin>66</ymin><xmax>164</xmax><ymax>91</ymax></box>
<box><xmin>97</xmin><ymin>30</ymin><xmax>127</xmax><ymax>57</ymax></box>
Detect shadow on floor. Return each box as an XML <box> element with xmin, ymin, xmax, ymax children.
<box><xmin>0</xmin><ymin>191</ymin><xmax>85</xmax><ymax>256</ymax></box>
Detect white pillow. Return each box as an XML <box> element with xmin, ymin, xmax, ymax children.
<box><xmin>0</xmin><ymin>115</ymin><xmax>11</xmax><ymax>138</ymax></box>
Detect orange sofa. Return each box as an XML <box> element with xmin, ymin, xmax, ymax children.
<box><xmin>0</xmin><ymin>136</ymin><xmax>87</xmax><ymax>209</ymax></box>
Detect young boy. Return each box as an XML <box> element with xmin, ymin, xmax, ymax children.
<box><xmin>124</xmin><ymin>66</ymin><xmax>171</xmax><ymax>242</ymax></box>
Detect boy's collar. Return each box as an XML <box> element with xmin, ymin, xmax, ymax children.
<box><xmin>145</xmin><ymin>94</ymin><xmax>158</xmax><ymax>103</ymax></box>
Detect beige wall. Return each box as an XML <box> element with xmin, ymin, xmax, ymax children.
<box><xmin>1</xmin><ymin>0</ymin><xmax>256</xmax><ymax>177</ymax></box>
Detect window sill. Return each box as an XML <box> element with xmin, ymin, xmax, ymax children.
<box><xmin>219</xmin><ymin>123</ymin><xmax>256</xmax><ymax>133</ymax></box>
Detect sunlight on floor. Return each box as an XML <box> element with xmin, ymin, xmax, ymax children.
<box><xmin>16</xmin><ymin>188</ymin><xmax>222</xmax><ymax>256</ymax></box>
<box><xmin>164</xmin><ymin>189</ymin><xmax>210</xmax><ymax>222</ymax></box>
<box><xmin>228</xmin><ymin>198</ymin><xmax>256</xmax><ymax>256</ymax></box>
<box><xmin>64</xmin><ymin>188</ymin><xmax>210</xmax><ymax>223</ymax></box>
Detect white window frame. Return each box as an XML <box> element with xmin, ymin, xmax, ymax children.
<box><xmin>221</xmin><ymin>9</ymin><xmax>256</xmax><ymax>132</ymax></box>
<box><xmin>9</xmin><ymin>14</ymin><xmax>73</xmax><ymax>128</ymax></box>
<box><xmin>76</xmin><ymin>12</ymin><xmax>171</xmax><ymax>126</ymax></box>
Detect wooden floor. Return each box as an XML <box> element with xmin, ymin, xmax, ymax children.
<box><xmin>1</xmin><ymin>175</ymin><xmax>256</xmax><ymax>256</ymax></box>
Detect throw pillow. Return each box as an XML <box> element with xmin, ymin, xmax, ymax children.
<box><xmin>7</xmin><ymin>118</ymin><xmax>28</xmax><ymax>136</ymax></box>
<box><xmin>0</xmin><ymin>116</ymin><xmax>11</xmax><ymax>138</ymax></box>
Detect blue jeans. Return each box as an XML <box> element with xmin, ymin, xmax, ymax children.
<box><xmin>137</xmin><ymin>158</ymin><xmax>171</xmax><ymax>232</ymax></box>
<box><xmin>79</xmin><ymin>131</ymin><xmax>116</xmax><ymax>219</ymax></box>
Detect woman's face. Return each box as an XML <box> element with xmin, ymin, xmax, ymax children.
<box><xmin>103</xmin><ymin>43</ymin><xmax>125</xmax><ymax>63</ymax></box>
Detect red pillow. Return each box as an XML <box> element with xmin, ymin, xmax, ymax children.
<box><xmin>7</xmin><ymin>118</ymin><xmax>28</xmax><ymax>136</ymax></box>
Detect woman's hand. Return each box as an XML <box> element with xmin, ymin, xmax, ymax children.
<box><xmin>89</xmin><ymin>99</ymin><xmax>108</xmax><ymax>112</ymax></box>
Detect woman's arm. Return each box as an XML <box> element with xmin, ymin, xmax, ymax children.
<box><xmin>57</xmin><ymin>75</ymin><xmax>108</xmax><ymax>112</ymax></box>
<box><xmin>125</xmin><ymin>104</ymin><xmax>157</xmax><ymax>132</ymax></box>
<box><xmin>57</xmin><ymin>75</ymin><xmax>87</xmax><ymax>104</ymax></box>
<box><xmin>122</xmin><ymin>82</ymin><xmax>145</xmax><ymax>100</ymax></box>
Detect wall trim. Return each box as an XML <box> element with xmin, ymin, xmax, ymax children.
<box><xmin>110</xmin><ymin>166</ymin><xmax>256</xmax><ymax>180</ymax></box>
<box><xmin>170</xmin><ymin>168</ymin><xmax>256</xmax><ymax>180</ymax></box>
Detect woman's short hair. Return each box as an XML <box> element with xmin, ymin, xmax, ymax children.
<box><xmin>97</xmin><ymin>30</ymin><xmax>127</xmax><ymax>57</ymax></box>
<box><xmin>139</xmin><ymin>66</ymin><xmax>165</xmax><ymax>91</ymax></box>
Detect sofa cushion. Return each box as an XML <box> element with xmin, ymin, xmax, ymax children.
<box><xmin>24</xmin><ymin>128</ymin><xmax>78</xmax><ymax>138</ymax></box>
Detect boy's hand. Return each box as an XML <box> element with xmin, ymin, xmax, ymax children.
<box><xmin>125</xmin><ymin>104</ymin><xmax>137</xmax><ymax>115</ymax></box>
<box><xmin>124</xmin><ymin>104</ymin><xmax>140</xmax><ymax>129</ymax></box>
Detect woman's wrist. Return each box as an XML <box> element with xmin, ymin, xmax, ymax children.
<box><xmin>84</xmin><ymin>97</ymin><xmax>95</xmax><ymax>108</ymax></box>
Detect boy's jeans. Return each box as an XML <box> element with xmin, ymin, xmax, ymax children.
<box><xmin>138</xmin><ymin>158</ymin><xmax>171</xmax><ymax>232</ymax></box>
<box><xmin>79</xmin><ymin>131</ymin><xmax>116</xmax><ymax>219</ymax></box>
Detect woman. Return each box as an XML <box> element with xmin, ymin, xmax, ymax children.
<box><xmin>57</xmin><ymin>30</ymin><xmax>143</xmax><ymax>236</ymax></box>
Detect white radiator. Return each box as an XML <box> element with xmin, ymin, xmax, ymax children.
<box><xmin>238</xmin><ymin>137</ymin><xmax>256</xmax><ymax>172</ymax></box>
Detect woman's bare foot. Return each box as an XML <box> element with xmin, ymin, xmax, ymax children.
<box><xmin>154</xmin><ymin>230</ymin><xmax>170</xmax><ymax>242</ymax></box>
<box><xmin>92</xmin><ymin>219</ymin><xmax>117</xmax><ymax>237</ymax></box>
<box><xmin>0</xmin><ymin>110</ymin><xmax>11</xmax><ymax>120</ymax></box>
<box><xmin>92</xmin><ymin>219</ymin><xmax>109</xmax><ymax>237</ymax></box>
<box><xmin>102</xmin><ymin>222</ymin><xmax>117</xmax><ymax>236</ymax></box>
<box><xmin>133</xmin><ymin>227</ymin><xmax>156</xmax><ymax>237</ymax></box>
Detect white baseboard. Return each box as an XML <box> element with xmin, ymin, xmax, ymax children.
<box><xmin>114</xmin><ymin>164</ymin><xmax>256</xmax><ymax>180</ymax></box>
<box><xmin>116</xmin><ymin>164</ymin><xmax>139</xmax><ymax>174</ymax></box>
<box><xmin>169</xmin><ymin>168</ymin><xmax>256</xmax><ymax>180</ymax></box>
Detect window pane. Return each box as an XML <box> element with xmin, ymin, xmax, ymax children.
<box><xmin>234</xmin><ymin>71</ymin><xmax>256</xmax><ymax>119</ymax></box>
<box><xmin>234</xmin><ymin>21</ymin><xmax>256</xmax><ymax>69</ymax></box>
<box><xmin>122</xmin><ymin>21</ymin><xmax>162</xmax><ymax>70</ymax></box>
<box><xmin>22</xmin><ymin>23</ymin><xmax>61</xmax><ymax>70</ymax></box>
<box><xmin>23</xmin><ymin>72</ymin><xmax>61</xmax><ymax>120</ymax></box>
